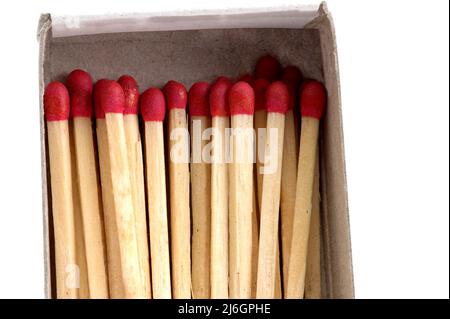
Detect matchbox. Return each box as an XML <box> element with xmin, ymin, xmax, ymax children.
<box><xmin>38</xmin><ymin>1</ymin><xmax>354</xmax><ymax>298</ymax></box>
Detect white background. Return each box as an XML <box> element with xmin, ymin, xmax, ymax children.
<box><xmin>0</xmin><ymin>0</ymin><xmax>448</xmax><ymax>299</ymax></box>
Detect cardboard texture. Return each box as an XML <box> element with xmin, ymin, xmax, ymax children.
<box><xmin>38</xmin><ymin>2</ymin><xmax>353</xmax><ymax>298</ymax></box>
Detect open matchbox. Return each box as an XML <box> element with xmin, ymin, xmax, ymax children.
<box><xmin>38</xmin><ymin>1</ymin><xmax>354</xmax><ymax>298</ymax></box>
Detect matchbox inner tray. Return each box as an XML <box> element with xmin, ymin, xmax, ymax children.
<box><xmin>38</xmin><ymin>2</ymin><xmax>354</xmax><ymax>298</ymax></box>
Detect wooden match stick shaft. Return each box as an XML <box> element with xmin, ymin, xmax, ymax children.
<box><xmin>105</xmin><ymin>112</ymin><xmax>144</xmax><ymax>298</ymax></box>
<box><xmin>286</xmin><ymin>117</ymin><xmax>320</xmax><ymax>298</ymax></box>
<box><xmin>190</xmin><ymin>115</ymin><xmax>211</xmax><ymax>299</ymax></box>
<box><xmin>96</xmin><ymin>119</ymin><xmax>124</xmax><ymax>298</ymax></box>
<box><xmin>230</xmin><ymin>114</ymin><xmax>254</xmax><ymax>299</ymax></box>
<box><xmin>168</xmin><ymin>108</ymin><xmax>192</xmax><ymax>299</ymax></box>
<box><xmin>280</xmin><ymin>109</ymin><xmax>299</xmax><ymax>290</ymax></box>
<box><xmin>73</xmin><ymin>117</ymin><xmax>109</xmax><ymax>298</ymax></box>
<box><xmin>145</xmin><ymin>121</ymin><xmax>172</xmax><ymax>299</ymax></box>
<box><xmin>305</xmin><ymin>155</ymin><xmax>321</xmax><ymax>299</ymax></box>
<box><xmin>47</xmin><ymin>120</ymin><xmax>78</xmax><ymax>299</ymax></box>
<box><xmin>251</xmin><ymin>183</ymin><xmax>258</xmax><ymax>298</ymax></box>
<box><xmin>124</xmin><ymin>114</ymin><xmax>152</xmax><ymax>298</ymax></box>
<box><xmin>70</xmin><ymin>122</ymin><xmax>90</xmax><ymax>299</ymax></box>
<box><xmin>256</xmin><ymin>113</ymin><xmax>285</xmax><ymax>298</ymax></box>
<box><xmin>254</xmin><ymin>109</ymin><xmax>267</xmax><ymax>210</ymax></box>
<box><xmin>210</xmin><ymin>116</ymin><xmax>229</xmax><ymax>299</ymax></box>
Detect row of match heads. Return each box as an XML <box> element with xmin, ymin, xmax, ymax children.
<box><xmin>44</xmin><ymin>55</ymin><xmax>326</xmax><ymax>123</ymax></box>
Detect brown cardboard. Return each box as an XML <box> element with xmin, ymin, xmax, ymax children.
<box><xmin>38</xmin><ymin>2</ymin><xmax>353</xmax><ymax>298</ymax></box>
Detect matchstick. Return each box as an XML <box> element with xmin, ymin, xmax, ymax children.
<box><xmin>280</xmin><ymin>65</ymin><xmax>302</xmax><ymax>291</ymax></box>
<box><xmin>118</xmin><ymin>75</ymin><xmax>152</xmax><ymax>298</ymax></box>
<box><xmin>163</xmin><ymin>80</ymin><xmax>191</xmax><ymax>299</ymax></box>
<box><xmin>256</xmin><ymin>82</ymin><xmax>289</xmax><ymax>298</ymax></box>
<box><xmin>189</xmin><ymin>82</ymin><xmax>212</xmax><ymax>299</ymax></box>
<box><xmin>209</xmin><ymin>77</ymin><xmax>231</xmax><ymax>299</ymax></box>
<box><xmin>286</xmin><ymin>80</ymin><xmax>326</xmax><ymax>299</ymax></box>
<box><xmin>67</xmin><ymin>70</ymin><xmax>109</xmax><ymax>299</ymax></box>
<box><xmin>94</xmin><ymin>79</ymin><xmax>144</xmax><ymax>298</ymax></box>
<box><xmin>305</xmin><ymin>154</ymin><xmax>321</xmax><ymax>299</ymax></box>
<box><xmin>229</xmin><ymin>81</ymin><xmax>254</xmax><ymax>299</ymax></box>
<box><xmin>44</xmin><ymin>82</ymin><xmax>78</xmax><ymax>299</ymax></box>
<box><xmin>94</xmin><ymin>88</ymin><xmax>124</xmax><ymax>298</ymax></box>
<box><xmin>240</xmin><ymin>75</ymin><xmax>262</xmax><ymax>298</ymax></box>
<box><xmin>141</xmin><ymin>88</ymin><xmax>172</xmax><ymax>299</ymax></box>
<box><xmin>253</xmin><ymin>79</ymin><xmax>283</xmax><ymax>299</ymax></box>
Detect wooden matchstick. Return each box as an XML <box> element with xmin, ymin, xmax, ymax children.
<box><xmin>189</xmin><ymin>82</ymin><xmax>212</xmax><ymax>299</ymax></box>
<box><xmin>209</xmin><ymin>77</ymin><xmax>231</xmax><ymax>299</ymax></box>
<box><xmin>286</xmin><ymin>80</ymin><xmax>326</xmax><ymax>299</ymax></box>
<box><xmin>280</xmin><ymin>65</ymin><xmax>302</xmax><ymax>291</ymax></box>
<box><xmin>67</xmin><ymin>70</ymin><xmax>109</xmax><ymax>299</ymax></box>
<box><xmin>44</xmin><ymin>81</ymin><xmax>78</xmax><ymax>299</ymax></box>
<box><xmin>94</xmin><ymin>79</ymin><xmax>144</xmax><ymax>298</ymax></box>
<box><xmin>94</xmin><ymin>90</ymin><xmax>124</xmax><ymax>298</ymax></box>
<box><xmin>229</xmin><ymin>81</ymin><xmax>255</xmax><ymax>299</ymax></box>
<box><xmin>256</xmin><ymin>82</ymin><xmax>289</xmax><ymax>298</ymax></box>
<box><xmin>141</xmin><ymin>88</ymin><xmax>172</xmax><ymax>299</ymax></box>
<box><xmin>163</xmin><ymin>80</ymin><xmax>191</xmax><ymax>299</ymax></box>
<box><xmin>118</xmin><ymin>75</ymin><xmax>152</xmax><ymax>298</ymax></box>
<box><xmin>240</xmin><ymin>75</ymin><xmax>262</xmax><ymax>298</ymax></box>
<box><xmin>305</xmin><ymin>154</ymin><xmax>322</xmax><ymax>299</ymax></box>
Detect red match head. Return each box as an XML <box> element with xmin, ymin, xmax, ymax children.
<box><xmin>210</xmin><ymin>77</ymin><xmax>232</xmax><ymax>117</ymax></box>
<box><xmin>300</xmin><ymin>80</ymin><xmax>327</xmax><ymax>120</ymax></box>
<box><xmin>255</xmin><ymin>55</ymin><xmax>281</xmax><ymax>81</ymax></box>
<box><xmin>229</xmin><ymin>81</ymin><xmax>254</xmax><ymax>116</ymax></box>
<box><xmin>252</xmin><ymin>78</ymin><xmax>270</xmax><ymax>111</ymax></box>
<box><xmin>44</xmin><ymin>81</ymin><xmax>70</xmax><ymax>121</ymax></box>
<box><xmin>238</xmin><ymin>73</ymin><xmax>255</xmax><ymax>85</ymax></box>
<box><xmin>163</xmin><ymin>80</ymin><xmax>187</xmax><ymax>110</ymax></box>
<box><xmin>66</xmin><ymin>69</ymin><xmax>93</xmax><ymax>118</ymax></box>
<box><xmin>94</xmin><ymin>79</ymin><xmax>125</xmax><ymax>117</ymax></box>
<box><xmin>118</xmin><ymin>75</ymin><xmax>139</xmax><ymax>115</ymax></box>
<box><xmin>266</xmin><ymin>81</ymin><xmax>289</xmax><ymax>114</ymax></box>
<box><xmin>214</xmin><ymin>76</ymin><xmax>232</xmax><ymax>85</ymax></box>
<box><xmin>281</xmin><ymin>65</ymin><xmax>303</xmax><ymax>87</ymax></box>
<box><xmin>140</xmin><ymin>88</ymin><xmax>166</xmax><ymax>122</ymax></box>
<box><xmin>188</xmin><ymin>82</ymin><xmax>210</xmax><ymax>116</ymax></box>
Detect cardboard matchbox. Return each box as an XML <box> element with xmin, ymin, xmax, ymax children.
<box><xmin>38</xmin><ymin>1</ymin><xmax>354</xmax><ymax>298</ymax></box>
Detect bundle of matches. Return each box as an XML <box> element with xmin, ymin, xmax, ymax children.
<box><xmin>43</xmin><ymin>54</ymin><xmax>326</xmax><ymax>299</ymax></box>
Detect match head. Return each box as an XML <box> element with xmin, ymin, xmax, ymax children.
<box><xmin>238</xmin><ymin>73</ymin><xmax>255</xmax><ymax>85</ymax></box>
<box><xmin>228</xmin><ymin>81</ymin><xmax>254</xmax><ymax>116</ymax></box>
<box><xmin>255</xmin><ymin>55</ymin><xmax>281</xmax><ymax>81</ymax></box>
<box><xmin>66</xmin><ymin>69</ymin><xmax>93</xmax><ymax>118</ymax></box>
<box><xmin>252</xmin><ymin>78</ymin><xmax>270</xmax><ymax>111</ymax></box>
<box><xmin>94</xmin><ymin>79</ymin><xmax>125</xmax><ymax>116</ymax></box>
<box><xmin>44</xmin><ymin>81</ymin><xmax>70</xmax><ymax>121</ymax></box>
<box><xmin>163</xmin><ymin>80</ymin><xmax>188</xmax><ymax>110</ymax></box>
<box><xmin>118</xmin><ymin>75</ymin><xmax>139</xmax><ymax>115</ymax></box>
<box><xmin>188</xmin><ymin>82</ymin><xmax>210</xmax><ymax>116</ymax></box>
<box><xmin>281</xmin><ymin>65</ymin><xmax>303</xmax><ymax>87</ymax></box>
<box><xmin>210</xmin><ymin>77</ymin><xmax>232</xmax><ymax>117</ymax></box>
<box><xmin>140</xmin><ymin>88</ymin><xmax>166</xmax><ymax>122</ymax></box>
<box><xmin>300</xmin><ymin>80</ymin><xmax>327</xmax><ymax>120</ymax></box>
<box><xmin>266</xmin><ymin>81</ymin><xmax>289</xmax><ymax>114</ymax></box>
<box><xmin>214</xmin><ymin>76</ymin><xmax>232</xmax><ymax>85</ymax></box>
